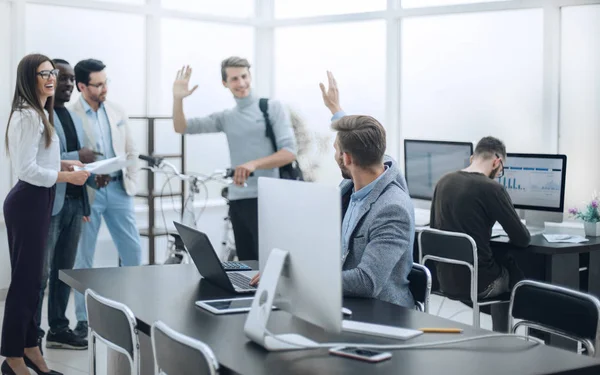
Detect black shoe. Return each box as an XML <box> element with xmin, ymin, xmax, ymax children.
<box><xmin>23</xmin><ymin>356</ymin><xmax>63</xmax><ymax>375</ymax></box>
<box><xmin>73</xmin><ymin>321</ymin><xmax>88</xmax><ymax>339</ymax></box>
<box><xmin>1</xmin><ymin>360</ymin><xmax>16</xmax><ymax>375</ymax></box>
<box><xmin>46</xmin><ymin>329</ymin><xmax>88</xmax><ymax>350</ymax></box>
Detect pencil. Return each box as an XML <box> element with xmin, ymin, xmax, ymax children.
<box><xmin>419</xmin><ymin>328</ymin><xmax>463</xmax><ymax>333</ymax></box>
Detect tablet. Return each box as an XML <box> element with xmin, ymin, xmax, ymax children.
<box><xmin>195</xmin><ymin>297</ymin><xmax>272</xmax><ymax>315</ymax></box>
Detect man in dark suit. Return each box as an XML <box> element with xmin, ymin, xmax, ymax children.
<box><xmin>34</xmin><ymin>59</ymin><xmax>109</xmax><ymax>351</ymax></box>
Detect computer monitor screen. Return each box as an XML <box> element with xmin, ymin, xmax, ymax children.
<box><xmin>500</xmin><ymin>153</ymin><xmax>567</xmax><ymax>212</ymax></box>
<box><xmin>404</xmin><ymin>140</ymin><xmax>473</xmax><ymax>200</ymax></box>
<box><xmin>258</xmin><ymin>177</ymin><xmax>342</xmax><ymax>333</ymax></box>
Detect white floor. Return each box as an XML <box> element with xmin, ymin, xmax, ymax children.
<box><xmin>0</xmin><ymin>293</ymin><xmax>492</xmax><ymax>375</ymax></box>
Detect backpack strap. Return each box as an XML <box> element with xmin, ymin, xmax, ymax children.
<box><xmin>259</xmin><ymin>98</ymin><xmax>278</xmax><ymax>152</ymax></box>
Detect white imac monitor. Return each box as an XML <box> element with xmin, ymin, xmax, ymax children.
<box><xmin>245</xmin><ymin>177</ymin><xmax>342</xmax><ymax>351</ymax></box>
<box><xmin>500</xmin><ymin>153</ymin><xmax>567</xmax><ymax>228</ymax></box>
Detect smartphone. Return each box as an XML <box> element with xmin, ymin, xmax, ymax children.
<box><xmin>329</xmin><ymin>346</ymin><xmax>392</xmax><ymax>363</ymax></box>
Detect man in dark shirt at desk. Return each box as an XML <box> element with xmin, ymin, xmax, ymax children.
<box><xmin>430</xmin><ymin>136</ymin><xmax>531</xmax><ymax>332</ymax></box>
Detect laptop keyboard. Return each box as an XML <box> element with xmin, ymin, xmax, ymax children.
<box><xmin>228</xmin><ymin>272</ymin><xmax>255</xmax><ymax>290</ymax></box>
<box><xmin>222</xmin><ymin>261</ymin><xmax>252</xmax><ymax>271</ymax></box>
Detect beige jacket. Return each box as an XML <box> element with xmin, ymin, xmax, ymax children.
<box><xmin>69</xmin><ymin>97</ymin><xmax>139</xmax><ymax>201</ymax></box>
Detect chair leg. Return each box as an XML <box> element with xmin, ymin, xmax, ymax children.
<box><xmin>473</xmin><ymin>304</ymin><xmax>480</xmax><ymax>329</ymax></box>
<box><xmin>89</xmin><ymin>334</ymin><xmax>96</xmax><ymax>375</ymax></box>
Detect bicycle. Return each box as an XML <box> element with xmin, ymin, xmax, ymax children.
<box><xmin>139</xmin><ymin>155</ymin><xmax>243</xmax><ymax>265</ymax></box>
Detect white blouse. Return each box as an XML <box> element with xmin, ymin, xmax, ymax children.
<box><xmin>7</xmin><ymin>108</ymin><xmax>60</xmax><ymax>187</ymax></box>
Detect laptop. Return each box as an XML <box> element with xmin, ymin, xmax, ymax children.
<box><xmin>174</xmin><ymin>222</ymin><xmax>258</xmax><ymax>294</ymax></box>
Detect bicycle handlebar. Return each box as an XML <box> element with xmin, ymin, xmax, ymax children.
<box><xmin>139</xmin><ymin>155</ymin><xmax>253</xmax><ymax>181</ymax></box>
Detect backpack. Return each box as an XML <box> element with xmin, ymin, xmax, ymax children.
<box><xmin>259</xmin><ymin>98</ymin><xmax>304</xmax><ymax>181</ymax></box>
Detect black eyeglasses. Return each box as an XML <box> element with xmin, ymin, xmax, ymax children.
<box><xmin>87</xmin><ymin>79</ymin><xmax>110</xmax><ymax>90</ymax></box>
<box><xmin>37</xmin><ymin>69</ymin><xmax>59</xmax><ymax>80</ymax></box>
<box><xmin>495</xmin><ymin>153</ymin><xmax>505</xmax><ymax>178</ymax></box>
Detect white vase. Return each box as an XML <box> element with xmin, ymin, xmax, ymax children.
<box><xmin>584</xmin><ymin>222</ymin><xmax>600</xmax><ymax>237</ymax></box>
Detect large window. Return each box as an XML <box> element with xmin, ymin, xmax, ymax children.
<box><xmin>161</xmin><ymin>0</ymin><xmax>254</xmax><ymax>18</ymax></box>
<box><xmin>559</xmin><ymin>5</ymin><xmax>600</xmax><ymax>210</ymax></box>
<box><xmin>400</xmin><ymin>9</ymin><xmax>544</xmax><ymax>154</ymax></box>
<box><xmin>25</xmin><ymin>4</ymin><xmax>146</xmax><ymax>116</ymax></box>
<box><xmin>402</xmin><ymin>0</ymin><xmax>509</xmax><ymax>8</ymax></box>
<box><xmin>275</xmin><ymin>0</ymin><xmax>386</xmax><ymax>18</ymax></box>
<box><xmin>160</xmin><ymin>18</ymin><xmax>254</xmax><ymax>199</ymax></box>
<box><xmin>275</xmin><ymin>21</ymin><xmax>386</xmax><ymax>185</ymax></box>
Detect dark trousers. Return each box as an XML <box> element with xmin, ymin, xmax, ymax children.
<box><xmin>228</xmin><ymin>198</ymin><xmax>258</xmax><ymax>261</ymax></box>
<box><xmin>36</xmin><ymin>196</ymin><xmax>84</xmax><ymax>337</ymax></box>
<box><xmin>1</xmin><ymin>181</ymin><xmax>55</xmax><ymax>357</ymax></box>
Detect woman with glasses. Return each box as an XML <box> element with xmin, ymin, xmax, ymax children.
<box><xmin>2</xmin><ymin>54</ymin><xmax>90</xmax><ymax>375</ymax></box>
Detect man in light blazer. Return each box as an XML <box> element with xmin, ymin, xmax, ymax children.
<box><xmin>69</xmin><ymin>59</ymin><xmax>142</xmax><ymax>338</ymax></box>
<box><xmin>35</xmin><ymin>59</ymin><xmax>97</xmax><ymax>351</ymax></box>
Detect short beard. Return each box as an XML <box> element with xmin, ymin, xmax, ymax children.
<box><xmin>337</xmin><ymin>156</ymin><xmax>351</xmax><ymax>180</ymax></box>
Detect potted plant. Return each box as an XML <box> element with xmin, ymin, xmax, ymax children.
<box><xmin>569</xmin><ymin>193</ymin><xmax>600</xmax><ymax>237</ymax></box>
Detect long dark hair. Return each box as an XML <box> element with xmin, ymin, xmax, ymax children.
<box><xmin>5</xmin><ymin>54</ymin><xmax>55</xmax><ymax>154</ymax></box>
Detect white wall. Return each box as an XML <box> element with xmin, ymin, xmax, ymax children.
<box><xmin>0</xmin><ymin>1</ymin><xmax>12</xmax><ymax>292</ymax></box>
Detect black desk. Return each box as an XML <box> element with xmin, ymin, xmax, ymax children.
<box><xmin>60</xmin><ymin>264</ymin><xmax>600</xmax><ymax>375</ymax></box>
<box><xmin>491</xmin><ymin>231</ymin><xmax>600</xmax><ymax>295</ymax></box>
<box><xmin>414</xmin><ymin>227</ymin><xmax>600</xmax><ymax>295</ymax></box>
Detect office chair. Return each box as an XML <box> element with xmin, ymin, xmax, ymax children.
<box><xmin>151</xmin><ymin>320</ymin><xmax>219</xmax><ymax>375</ymax></box>
<box><xmin>418</xmin><ymin>228</ymin><xmax>510</xmax><ymax>328</ymax></box>
<box><xmin>409</xmin><ymin>263</ymin><xmax>432</xmax><ymax>313</ymax></box>
<box><xmin>85</xmin><ymin>289</ymin><xmax>140</xmax><ymax>375</ymax></box>
<box><xmin>509</xmin><ymin>280</ymin><xmax>600</xmax><ymax>357</ymax></box>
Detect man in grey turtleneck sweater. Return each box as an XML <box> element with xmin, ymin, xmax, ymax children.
<box><xmin>171</xmin><ymin>57</ymin><xmax>297</xmax><ymax>261</ymax></box>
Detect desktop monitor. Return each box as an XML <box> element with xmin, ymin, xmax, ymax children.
<box><xmin>500</xmin><ymin>153</ymin><xmax>567</xmax><ymax>226</ymax></box>
<box><xmin>246</xmin><ymin>177</ymin><xmax>342</xmax><ymax>350</ymax></box>
<box><xmin>404</xmin><ymin>139</ymin><xmax>473</xmax><ymax>200</ymax></box>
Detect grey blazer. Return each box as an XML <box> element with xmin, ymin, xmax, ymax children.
<box><xmin>52</xmin><ymin>109</ymin><xmax>91</xmax><ymax>217</ymax></box>
<box><xmin>340</xmin><ymin>156</ymin><xmax>415</xmax><ymax>308</ymax></box>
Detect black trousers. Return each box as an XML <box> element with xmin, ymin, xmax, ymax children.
<box><xmin>228</xmin><ymin>198</ymin><xmax>258</xmax><ymax>261</ymax></box>
<box><xmin>1</xmin><ymin>181</ymin><xmax>55</xmax><ymax>357</ymax></box>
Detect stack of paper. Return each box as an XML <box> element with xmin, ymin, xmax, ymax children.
<box><xmin>543</xmin><ymin>234</ymin><xmax>589</xmax><ymax>244</ymax></box>
<box><xmin>74</xmin><ymin>156</ymin><xmax>135</xmax><ymax>175</ymax></box>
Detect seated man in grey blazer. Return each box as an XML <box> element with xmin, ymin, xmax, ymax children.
<box><xmin>253</xmin><ymin>72</ymin><xmax>415</xmax><ymax>308</ymax></box>
<box><xmin>321</xmin><ymin>71</ymin><xmax>415</xmax><ymax>308</ymax></box>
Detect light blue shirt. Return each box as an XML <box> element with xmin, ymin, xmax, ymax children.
<box><xmin>341</xmin><ymin>165</ymin><xmax>389</xmax><ymax>253</ymax></box>
<box><xmin>80</xmin><ymin>96</ymin><xmax>118</xmax><ymax>176</ymax></box>
<box><xmin>332</xmin><ymin>111</ymin><xmax>345</xmax><ymax>122</ymax></box>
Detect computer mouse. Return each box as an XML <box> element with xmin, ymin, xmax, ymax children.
<box><xmin>342</xmin><ymin>307</ymin><xmax>352</xmax><ymax>316</ymax></box>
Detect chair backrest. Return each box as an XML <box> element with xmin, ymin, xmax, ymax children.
<box><xmin>509</xmin><ymin>280</ymin><xmax>600</xmax><ymax>357</ymax></box>
<box><xmin>408</xmin><ymin>263</ymin><xmax>432</xmax><ymax>313</ymax></box>
<box><xmin>418</xmin><ymin>228</ymin><xmax>477</xmax><ymax>266</ymax></box>
<box><xmin>152</xmin><ymin>321</ymin><xmax>219</xmax><ymax>375</ymax></box>
<box><xmin>85</xmin><ymin>289</ymin><xmax>139</xmax><ymax>372</ymax></box>
<box><xmin>418</xmin><ymin>228</ymin><xmax>479</xmax><ymax>303</ymax></box>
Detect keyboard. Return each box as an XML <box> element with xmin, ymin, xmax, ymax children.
<box><xmin>228</xmin><ymin>272</ymin><xmax>255</xmax><ymax>290</ymax></box>
<box><xmin>222</xmin><ymin>261</ymin><xmax>252</xmax><ymax>271</ymax></box>
<box><xmin>492</xmin><ymin>227</ymin><xmax>544</xmax><ymax>238</ymax></box>
<box><xmin>342</xmin><ymin>320</ymin><xmax>423</xmax><ymax>340</ymax></box>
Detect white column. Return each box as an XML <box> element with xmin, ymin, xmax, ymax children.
<box><xmin>253</xmin><ymin>0</ymin><xmax>274</xmax><ymax>98</ymax></box>
<box><xmin>386</xmin><ymin>0</ymin><xmax>401</xmax><ymax>162</ymax></box>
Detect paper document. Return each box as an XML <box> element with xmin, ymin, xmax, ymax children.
<box><xmin>543</xmin><ymin>234</ymin><xmax>589</xmax><ymax>244</ymax></box>
<box><xmin>74</xmin><ymin>156</ymin><xmax>135</xmax><ymax>175</ymax></box>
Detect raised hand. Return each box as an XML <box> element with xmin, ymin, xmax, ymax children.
<box><xmin>319</xmin><ymin>71</ymin><xmax>342</xmax><ymax>115</ymax></box>
<box><xmin>173</xmin><ymin>65</ymin><xmax>199</xmax><ymax>100</ymax></box>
